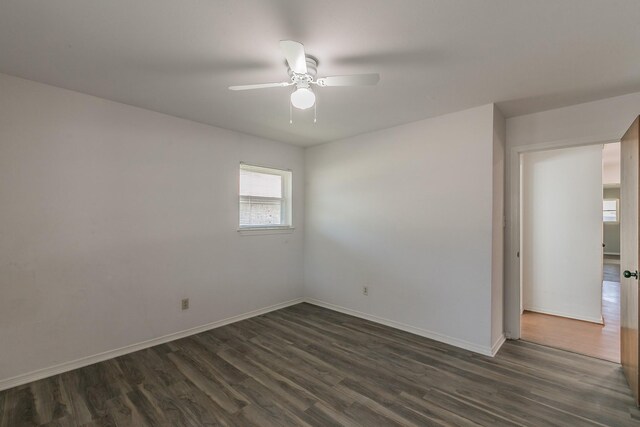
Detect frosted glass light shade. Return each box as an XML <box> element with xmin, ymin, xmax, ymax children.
<box><xmin>290</xmin><ymin>87</ymin><xmax>316</xmax><ymax>110</ymax></box>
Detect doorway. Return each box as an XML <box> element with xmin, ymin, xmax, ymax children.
<box><xmin>519</xmin><ymin>142</ymin><xmax>621</xmax><ymax>362</ymax></box>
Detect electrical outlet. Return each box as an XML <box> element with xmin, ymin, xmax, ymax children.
<box><xmin>362</xmin><ymin>286</ymin><xmax>369</xmax><ymax>296</ymax></box>
<box><xmin>181</xmin><ymin>298</ymin><xmax>189</xmax><ymax>310</ymax></box>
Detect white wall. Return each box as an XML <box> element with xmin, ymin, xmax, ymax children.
<box><xmin>304</xmin><ymin>104</ymin><xmax>504</xmax><ymax>354</ymax></box>
<box><xmin>507</xmin><ymin>92</ymin><xmax>640</xmax><ymax>149</ymax></box>
<box><xmin>603</xmin><ymin>187</ymin><xmax>621</xmax><ymax>255</ymax></box>
<box><xmin>492</xmin><ymin>107</ymin><xmax>506</xmax><ymax>348</ymax></box>
<box><xmin>0</xmin><ymin>74</ymin><xmax>305</xmax><ymax>385</ymax></box>
<box><xmin>602</xmin><ymin>142</ymin><xmax>621</xmax><ymax>186</ymax></box>
<box><xmin>602</xmin><ymin>144</ymin><xmax>621</xmax><ymax>255</ymax></box>
<box><xmin>505</xmin><ymin>91</ymin><xmax>640</xmax><ymax>337</ymax></box>
<box><xmin>521</xmin><ymin>145</ymin><xmax>603</xmax><ymax>323</ymax></box>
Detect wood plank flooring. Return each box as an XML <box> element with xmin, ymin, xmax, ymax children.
<box><xmin>1</xmin><ymin>302</ymin><xmax>639</xmax><ymax>426</ymax></box>
<box><xmin>604</xmin><ymin>260</ymin><xmax>621</xmax><ymax>281</ymax></box>
<box><xmin>521</xmin><ymin>263</ymin><xmax>621</xmax><ymax>363</ymax></box>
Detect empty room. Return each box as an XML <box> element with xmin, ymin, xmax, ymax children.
<box><xmin>2</xmin><ymin>1</ymin><xmax>640</xmax><ymax>426</ymax></box>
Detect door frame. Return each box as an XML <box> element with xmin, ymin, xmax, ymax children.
<box><xmin>505</xmin><ymin>136</ymin><xmax>620</xmax><ymax>339</ymax></box>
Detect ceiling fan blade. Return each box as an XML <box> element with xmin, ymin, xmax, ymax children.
<box><xmin>316</xmin><ymin>73</ymin><xmax>380</xmax><ymax>87</ymax></box>
<box><xmin>280</xmin><ymin>40</ymin><xmax>307</xmax><ymax>74</ymax></box>
<box><xmin>228</xmin><ymin>82</ymin><xmax>291</xmax><ymax>91</ymax></box>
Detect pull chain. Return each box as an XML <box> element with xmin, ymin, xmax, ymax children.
<box><xmin>314</xmin><ymin>98</ymin><xmax>317</xmax><ymax>124</ymax></box>
<box><xmin>289</xmin><ymin>101</ymin><xmax>293</xmax><ymax>124</ymax></box>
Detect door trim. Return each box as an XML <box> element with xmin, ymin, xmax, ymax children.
<box><xmin>505</xmin><ymin>136</ymin><xmax>620</xmax><ymax>339</ymax></box>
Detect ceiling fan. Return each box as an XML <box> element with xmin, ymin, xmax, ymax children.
<box><xmin>229</xmin><ymin>40</ymin><xmax>380</xmax><ymax>120</ymax></box>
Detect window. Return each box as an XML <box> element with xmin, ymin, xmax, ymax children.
<box><xmin>239</xmin><ymin>163</ymin><xmax>292</xmax><ymax>229</ymax></box>
<box><xmin>603</xmin><ymin>199</ymin><xmax>619</xmax><ymax>223</ymax></box>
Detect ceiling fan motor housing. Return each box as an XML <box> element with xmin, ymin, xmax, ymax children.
<box><xmin>287</xmin><ymin>56</ymin><xmax>318</xmax><ymax>84</ymax></box>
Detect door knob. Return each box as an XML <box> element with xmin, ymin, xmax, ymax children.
<box><xmin>623</xmin><ymin>270</ymin><xmax>638</xmax><ymax>279</ymax></box>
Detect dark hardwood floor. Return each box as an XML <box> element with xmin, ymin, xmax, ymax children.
<box><xmin>1</xmin><ymin>303</ymin><xmax>639</xmax><ymax>426</ymax></box>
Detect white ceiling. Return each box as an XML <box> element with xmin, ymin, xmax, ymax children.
<box><xmin>1</xmin><ymin>1</ymin><xmax>640</xmax><ymax>146</ymax></box>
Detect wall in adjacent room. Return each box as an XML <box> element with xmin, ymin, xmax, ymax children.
<box><xmin>603</xmin><ymin>187</ymin><xmax>621</xmax><ymax>255</ymax></box>
<box><xmin>521</xmin><ymin>145</ymin><xmax>603</xmax><ymax>323</ymax></box>
<box><xmin>0</xmin><ymin>74</ymin><xmax>305</xmax><ymax>387</ymax></box>
<box><xmin>304</xmin><ymin>104</ymin><xmax>504</xmax><ymax>355</ymax></box>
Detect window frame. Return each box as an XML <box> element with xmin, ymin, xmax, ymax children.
<box><xmin>603</xmin><ymin>198</ymin><xmax>619</xmax><ymax>224</ymax></box>
<box><xmin>238</xmin><ymin>163</ymin><xmax>293</xmax><ymax>233</ymax></box>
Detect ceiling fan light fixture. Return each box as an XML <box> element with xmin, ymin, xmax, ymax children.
<box><xmin>290</xmin><ymin>87</ymin><xmax>316</xmax><ymax>110</ymax></box>
<box><xmin>229</xmin><ymin>41</ymin><xmax>379</xmax><ymax>120</ymax></box>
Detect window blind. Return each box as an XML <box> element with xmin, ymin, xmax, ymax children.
<box><xmin>239</xmin><ymin>165</ymin><xmax>291</xmax><ymax>228</ymax></box>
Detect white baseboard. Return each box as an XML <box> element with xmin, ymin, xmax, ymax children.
<box><xmin>304</xmin><ymin>298</ymin><xmax>495</xmax><ymax>357</ymax></box>
<box><xmin>524</xmin><ymin>306</ymin><xmax>603</xmax><ymax>324</ymax></box>
<box><xmin>0</xmin><ymin>297</ymin><xmax>304</xmax><ymax>392</ymax></box>
<box><xmin>491</xmin><ymin>334</ymin><xmax>507</xmax><ymax>356</ymax></box>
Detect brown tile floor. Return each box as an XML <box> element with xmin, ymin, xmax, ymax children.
<box><xmin>521</xmin><ymin>262</ymin><xmax>621</xmax><ymax>362</ymax></box>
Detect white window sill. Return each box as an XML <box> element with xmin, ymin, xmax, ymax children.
<box><xmin>237</xmin><ymin>226</ymin><xmax>295</xmax><ymax>236</ymax></box>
